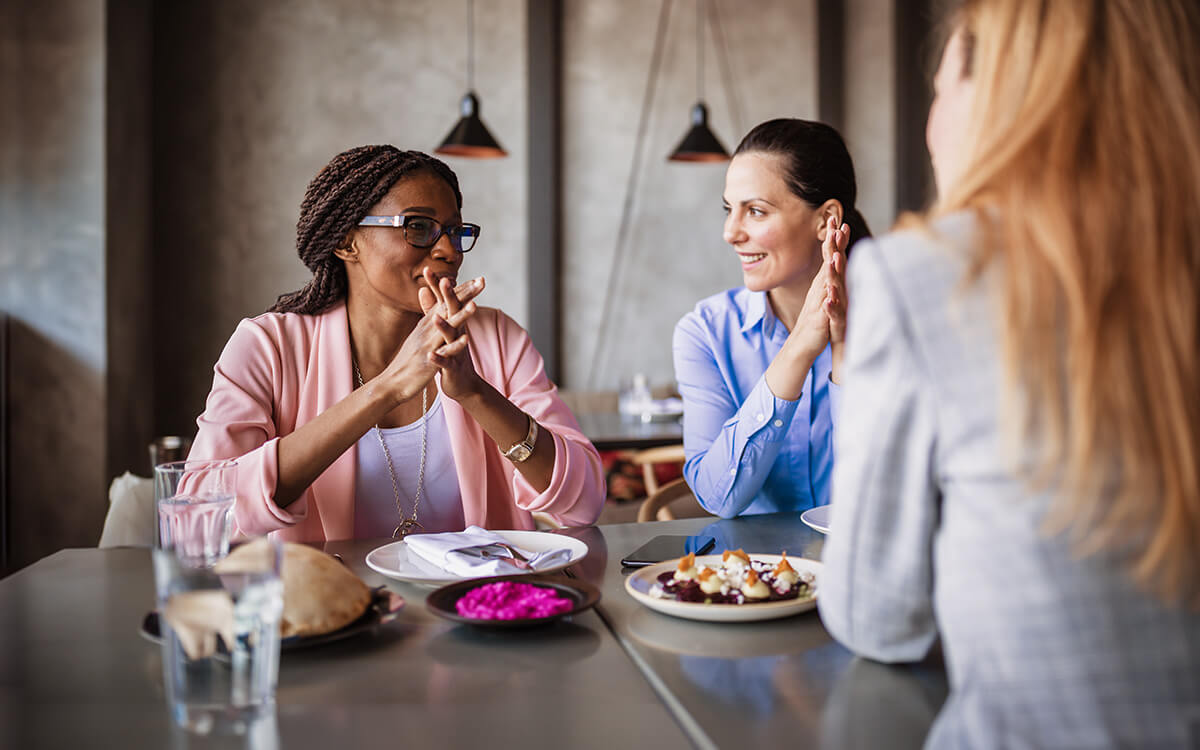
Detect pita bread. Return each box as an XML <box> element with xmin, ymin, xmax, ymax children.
<box><xmin>217</xmin><ymin>539</ymin><xmax>372</xmax><ymax>638</ymax></box>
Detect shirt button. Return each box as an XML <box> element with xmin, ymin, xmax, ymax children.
<box><xmin>773</xmin><ymin>419</ymin><xmax>783</xmax><ymax>427</ymax></box>
<box><xmin>756</xmin><ymin>413</ymin><xmax>765</xmax><ymax>421</ymax></box>
<box><xmin>729</xmin><ymin>468</ymin><xmax>737</xmax><ymax>476</ymax></box>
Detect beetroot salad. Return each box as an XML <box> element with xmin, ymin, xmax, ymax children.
<box><xmin>454</xmin><ymin>581</ymin><xmax>575</xmax><ymax>620</ymax></box>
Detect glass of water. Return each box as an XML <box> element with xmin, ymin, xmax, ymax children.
<box><xmin>155</xmin><ymin>459</ymin><xmax>236</xmax><ymax>567</ymax></box>
<box><xmin>153</xmin><ymin>460</ymin><xmax>284</xmax><ymax>734</ymax></box>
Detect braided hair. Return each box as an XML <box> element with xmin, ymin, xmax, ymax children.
<box><xmin>734</xmin><ymin>119</ymin><xmax>871</xmax><ymax>254</ymax></box>
<box><xmin>269</xmin><ymin>145</ymin><xmax>463</xmax><ymax>315</ymax></box>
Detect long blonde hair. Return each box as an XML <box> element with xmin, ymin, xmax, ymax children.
<box><xmin>936</xmin><ymin>0</ymin><xmax>1200</xmax><ymax>606</ymax></box>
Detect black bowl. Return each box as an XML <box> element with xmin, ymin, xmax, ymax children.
<box><xmin>425</xmin><ymin>574</ymin><xmax>600</xmax><ymax>629</ymax></box>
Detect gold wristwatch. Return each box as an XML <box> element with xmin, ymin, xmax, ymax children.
<box><xmin>503</xmin><ymin>413</ymin><xmax>538</xmax><ymax>463</ymax></box>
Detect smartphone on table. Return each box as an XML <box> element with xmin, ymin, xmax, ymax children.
<box><xmin>620</xmin><ymin>534</ymin><xmax>717</xmax><ymax>567</ymax></box>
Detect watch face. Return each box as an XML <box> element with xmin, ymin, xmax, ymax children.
<box><xmin>508</xmin><ymin>443</ymin><xmax>532</xmax><ymax>462</ymax></box>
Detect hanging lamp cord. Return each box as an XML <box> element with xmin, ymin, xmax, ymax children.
<box><xmin>585</xmin><ymin>0</ymin><xmax>673</xmax><ymax>388</ymax></box>
<box><xmin>467</xmin><ymin>0</ymin><xmax>475</xmax><ymax>91</ymax></box>
<box><xmin>696</xmin><ymin>0</ymin><xmax>704</xmax><ymax>100</ymax></box>
<box><xmin>710</xmin><ymin>0</ymin><xmax>744</xmax><ymax>134</ymax></box>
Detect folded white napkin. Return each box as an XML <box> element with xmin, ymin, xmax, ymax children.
<box><xmin>405</xmin><ymin>526</ymin><xmax>572</xmax><ymax>577</ymax></box>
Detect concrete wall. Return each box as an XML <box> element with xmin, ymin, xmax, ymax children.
<box><xmin>0</xmin><ymin>0</ymin><xmax>108</xmax><ymax>570</ymax></box>
<box><xmin>844</xmin><ymin>0</ymin><xmax>897</xmax><ymax>236</ymax></box>
<box><xmin>151</xmin><ymin>0</ymin><xmax>529</xmax><ymax>436</ymax></box>
<box><xmin>560</xmin><ymin>0</ymin><xmax>820</xmax><ymax>392</ymax></box>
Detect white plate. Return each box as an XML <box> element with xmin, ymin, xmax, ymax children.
<box><xmin>365</xmin><ymin>530</ymin><xmax>590</xmax><ymax>586</ymax></box>
<box><xmin>624</xmin><ymin>554</ymin><xmax>820</xmax><ymax>623</ymax></box>
<box><xmin>800</xmin><ymin>504</ymin><xmax>831</xmax><ymax>534</ymax></box>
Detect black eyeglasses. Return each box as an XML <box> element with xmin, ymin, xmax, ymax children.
<box><xmin>358</xmin><ymin>215</ymin><xmax>481</xmax><ymax>253</ymax></box>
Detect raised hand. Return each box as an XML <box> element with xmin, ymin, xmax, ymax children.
<box><xmin>765</xmin><ymin>216</ymin><xmax>848</xmax><ymax>400</ymax></box>
<box><xmin>823</xmin><ymin>217</ymin><xmax>849</xmax><ymax>341</ymax></box>
<box><xmin>419</xmin><ymin>267</ymin><xmax>485</xmax><ymax>401</ymax></box>
<box><xmin>821</xmin><ymin>216</ymin><xmax>850</xmax><ymax>383</ymax></box>
<box><xmin>373</xmin><ymin>273</ymin><xmax>483</xmax><ymax>406</ymax></box>
<box><xmin>786</xmin><ymin>241</ymin><xmax>836</xmax><ymax>361</ymax></box>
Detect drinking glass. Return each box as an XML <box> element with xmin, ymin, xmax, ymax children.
<box><xmin>155</xmin><ymin>459</ymin><xmax>236</xmax><ymax>567</ymax></box>
<box><xmin>618</xmin><ymin>373</ymin><xmax>654</xmax><ymax>422</ymax></box>
<box><xmin>153</xmin><ymin>459</ymin><xmax>283</xmax><ymax>734</ymax></box>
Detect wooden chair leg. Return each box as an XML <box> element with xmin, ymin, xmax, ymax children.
<box><xmin>641</xmin><ymin>463</ymin><xmax>659</xmax><ymax>498</ymax></box>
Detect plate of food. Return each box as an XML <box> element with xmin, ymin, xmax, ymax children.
<box><xmin>624</xmin><ymin>549</ymin><xmax>819</xmax><ymax>623</ymax></box>
<box><xmin>366</xmin><ymin>530</ymin><xmax>590</xmax><ymax>586</ymax></box>
<box><xmin>141</xmin><ymin>586</ymin><xmax>405</xmax><ymax>652</ymax></box>
<box><xmin>142</xmin><ymin>541</ymin><xmax>405</xmax><ymax>652</ymax></box>
<box><xmin>426</xmin><ymin>574</ymin><xmax>600</xmax><ymax>629</ymax></box>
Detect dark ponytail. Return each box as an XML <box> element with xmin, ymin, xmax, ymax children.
<box><xmin>733</xmin><ymin>119</ymin><xmax>871</xmax><ymax>253</ymax></box>
<box><xmin>269</xmin><ymin>145</ymin><xmax>463</xmax><ymax>315</ymax></box>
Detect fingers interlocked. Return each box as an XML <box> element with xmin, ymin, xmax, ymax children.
<box><xmin>419</xmin><ymin>268</ymin><xmax>484</xmax><ymax>363</ymax></box>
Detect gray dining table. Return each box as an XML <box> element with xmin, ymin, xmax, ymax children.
<box><xmin>0</xmin><ymin>513</ymin><xmax>947</xmax><ymax>749</ymax></box>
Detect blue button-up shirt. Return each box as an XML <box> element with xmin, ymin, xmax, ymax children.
<box><xmin>672</xmin><ymin>287</ymin><xmax>839</xmax><ymax>517</ymax></box>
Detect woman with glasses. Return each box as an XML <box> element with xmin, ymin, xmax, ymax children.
<box><xmin>189</xmin><ymin>145</ymin><xmax>604</xmax><ymax>541</ymax></box>
<box><xmin>819</xmin><ymin>1</ymin><xmax>1200</xmax><ymax>746</ymax></box>
<box><xmin>673</xmin><ymin>119</ymin><xmax>869</xmax><ymax>518</ymax></box>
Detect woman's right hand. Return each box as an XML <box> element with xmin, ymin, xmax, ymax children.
<box><xmin>765</xmin><ymin>219</ymin><xmax>844</xmax><ymax>401</ymax></box>
<box><xmin>823</xmin><ymin>218</ymin><xmax>850</xmax><ymax>383</ymax></box>
<box><xmin>784</xmin><ymin>253</ymin><xmax>834</xmax><ymax>362</ymax></box>
<box><xmin>376</xmin><ymin>277</ymin><xmax>484</xmax><ymax>406</ymax></box>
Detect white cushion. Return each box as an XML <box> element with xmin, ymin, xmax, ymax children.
<box><xmin>99</xmin><ymin>472</ymin><xmax>155</xmax><ymax>548</ymax></box>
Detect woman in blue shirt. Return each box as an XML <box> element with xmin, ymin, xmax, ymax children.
<box><xmin>673</xmin><ymin>119</ymin><xmax>870</xmax><ymax>517</ymax></box>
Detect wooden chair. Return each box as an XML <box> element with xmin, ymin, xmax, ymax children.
<box><xmin>637</xmin><ymin>477</ymin><xmax>711</xmax><ymax>522</ymax></box>
<box><xmin>629</xmin><ymin>443</ymin><xmax>686</xmax><ymax>498</ymax></box>
<box><xmin>99</xmin><ymin>472</ymin><xmax>154</xmax><ymax>548</ymax></box>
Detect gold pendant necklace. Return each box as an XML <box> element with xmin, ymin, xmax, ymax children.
<box><xmin>353</xmin><ymin>361</ymin><xmax>427</xmax><ymax>538</ymax></box>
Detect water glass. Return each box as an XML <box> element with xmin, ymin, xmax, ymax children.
<box><xmin>153</xmin><ymin>537</ymin><xmax>283</xmax><ymax>735</ymax></box>
<box><xmin>153</xmin><ymin>459</ymin><xmax>283</xmax><ymax>734</ymax></box>
<box><xmin>155</xmin><ymin>459</ymin><xmax>236</xmax><ymax>567</ymax></box>
<box><xmin>618</xmin><ymin>373</ymin><xmax>654</xmax><ymax>422</ymax></box>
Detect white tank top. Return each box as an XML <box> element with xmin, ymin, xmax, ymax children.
<box><xmin>354</xmin><ymin>393</ymin><xmax>464</xmax><ymax>538</ymax></box>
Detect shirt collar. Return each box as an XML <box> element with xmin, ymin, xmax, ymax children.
<box><xmin>739</xmin><ymin>289</ymin><xmax>779</xmax><ymax>339</ymax></box>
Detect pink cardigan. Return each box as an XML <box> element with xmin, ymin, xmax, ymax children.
<box><xmin>189</xmin><ymin>303</ymin><xmax>605</xmax><ymax>541</ymax></box>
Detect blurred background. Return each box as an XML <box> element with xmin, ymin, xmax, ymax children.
<box><xmin>0</xmin><ymin>0</ymin><xmax>938</xmax><ymax>572</ymax></box>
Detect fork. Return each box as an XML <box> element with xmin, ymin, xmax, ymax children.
<box><xmin>491</xmin><ymin>542</ymin><xmax>532</xmax><ymax>565</ymax></box>
<box><xmin>452</xmin><ymin>543</ymin><xmax>533</xmax><ymax>570</ymax></box>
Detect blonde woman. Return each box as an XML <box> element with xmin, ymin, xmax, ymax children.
<box><xmin>818</xmin><ymin>1</ymin><xmax>1200</xmax><ymax>747</ymax></box>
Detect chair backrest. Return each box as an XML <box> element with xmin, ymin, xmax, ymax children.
<box><xmin>638</xmin><ymin>477</ymin><xmax>711</xmax><ymax>522</ymax></box>
<box><xmin>99</xmin><ymin>472</ymin><xmax>155</xmax><ymax>548</ymax></box>
<box><xmin>629</xmin><ymin>443</ymin><xmax>686</xmax><ymax>497</ymax></box>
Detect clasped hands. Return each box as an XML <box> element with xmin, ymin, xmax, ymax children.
<box><xmin>789</xmin><ymin>215</ymin><xmax>850</xmax><ymax>381</ymax></box>
<box><xmin>375</xmin><ymin>268</ymin><xmax>486</xmax><ymax>409</ymax></box>
<box><xmin>415</xmin><ymin>267</ymin><xmax>487</xmax><ymax>401</ymax></box>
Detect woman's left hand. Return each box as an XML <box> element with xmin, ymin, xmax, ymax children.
<box><xmin>418</xmin><ymin>268</ymin><xmax>486</xmax><ymax>400</ymax></box>
<box><xmin>822</xmin><ymin>217</ymin><xmax>850</xmax><ymax>383</ymax></box>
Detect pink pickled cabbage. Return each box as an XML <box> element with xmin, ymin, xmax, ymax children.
<box><xmin>454</xmin><ymin>581</ymin><xmax>574</xmax><ymax>620</ymax></box>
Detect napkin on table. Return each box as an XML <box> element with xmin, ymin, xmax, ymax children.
<box><xmin>405</xmin><ymin>526</ymin><xmax>572</xmax><ymax>577</ymax></box>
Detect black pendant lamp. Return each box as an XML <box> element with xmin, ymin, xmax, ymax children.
<box><xmin>436</xmin><ymin>0</ymin><xmax>507</xmax><ymax>159</ymax></box>
<box><xmin>668</xmin><ymin>0</ymin><xmax>729</xmax><ymax>163</ymax></box>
